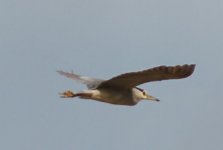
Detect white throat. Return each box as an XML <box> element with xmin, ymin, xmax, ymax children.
<box><xmin>132</xmin><ymin>88</ymin><xmax>143</xmax><ymax>103</ymax></box>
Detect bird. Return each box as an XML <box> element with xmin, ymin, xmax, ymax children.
<box><xmin>57</xmin><ymin>64</ymin><xmax>195</xmax><ymax>106</ymax></box>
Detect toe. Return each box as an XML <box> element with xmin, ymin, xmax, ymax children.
<box><xmin>59</xmin><ymin>90</ymin><xmax>75</xmax><ymax>98</ymax></box>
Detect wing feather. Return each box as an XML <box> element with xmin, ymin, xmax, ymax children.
<box><xmin>98</xmin><ymin>64</ymin><xmax>195</xmax><ymax>89</ymax></box>
<box><xmin>57</xmin><ymin>70</ymin><xmax>104</xmax><ymax>89</ymax></box>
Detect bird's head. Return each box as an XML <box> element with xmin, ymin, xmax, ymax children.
<box><xmin>134</xmin><ymin>88</ymin><xmax>160</xmax><ymax>102</ymax></box>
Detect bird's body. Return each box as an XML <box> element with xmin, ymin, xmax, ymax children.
<box><xmin>69</xmin><ymin>87</ymin><xmax>152</xmax><ymax>106</ymax></box>
<box><xmin>75</xmin><ymin>88</ymin><xmax>136</xmax><ymax>105</ymax></box>
<box><xmin>58</xmin><ymin>64</ymin><xmax>195</xmax><ymax>106</ymax></box>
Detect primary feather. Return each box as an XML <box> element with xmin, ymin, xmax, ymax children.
<box><xmin>57</xmin><ymin>70</ymin><xmax>104</xmax><ymax>89</ymax></box>
<box><xmin>58</xmin><ymin>64</ymin><xmax>195</xmax><ymax>90</ymax></box>
<box><xmin>98</xmin><ymin>64</ymin><xmax>195</xmax><ymax>89</ymax></box>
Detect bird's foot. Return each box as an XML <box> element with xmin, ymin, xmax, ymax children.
<box><xmin>59</xmin><ymin>90</ymin><xmax>75</xmax><ymax>98</ymax></box>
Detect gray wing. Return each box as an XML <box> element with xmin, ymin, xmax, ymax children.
<box><xmin>98</xmin><ymin>64</ymin><xmax>195</xmax><ymax>89</ymax></box>
<box><xmin>57</xmin><ymin>70</ymin><xmax>105</xmax><ymax>89</ymax></box>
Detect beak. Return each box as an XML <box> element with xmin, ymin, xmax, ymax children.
<box><xmin>146</xmin><ymin>94</ymin><xmax>160</xmax><ymax>102</ymax></box>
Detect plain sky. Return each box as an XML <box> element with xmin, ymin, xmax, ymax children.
<box><xmin>0</xmin><ymin>0</ymin><xmax>223</xmax><ymax>150</ymax></box>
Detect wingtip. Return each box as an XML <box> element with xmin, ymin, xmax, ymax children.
<box><xmin>57</xmin><ymin>70</ymin><xmax>63</xmax><ymax>74</ymax></box>
<box><xmin>183</xmin><ymin>64</ymin><xmax>196</xmax><ymax>78</ymax></box>
<box><xmin>57</xmin><ymin>70</ymin><xmax>69</xmax><ymax>76</ymax></box>
<box><xmin>191</xmin><ymin>64</ymin><xmax>196</xmax><ymax>70</ymax></box>
<box><xmin>189</xmin><ymin>64</ymin><xmax>196</xmax><ymax>73</ymax></box>
<box><xmin>190</xmin><ymin>64</ymin><xmax>196</xmax><ymax>68</ymax></box>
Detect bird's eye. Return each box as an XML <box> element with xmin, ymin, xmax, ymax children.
<box><xmin>142</xmin><ymin>91</ymin><xmax>146</xmax><ymax>95</ymax></box>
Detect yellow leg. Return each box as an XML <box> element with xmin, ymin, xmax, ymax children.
<box><xmin>59</xmin><ymin>90</ymin><xmax>75</xmax><ymax>98</ymax></box>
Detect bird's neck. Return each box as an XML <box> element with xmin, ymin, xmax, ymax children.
<box><xmin>132</xmin><ymin>88</ymin><xmax>143</xmax><ymax>103</ymax></box>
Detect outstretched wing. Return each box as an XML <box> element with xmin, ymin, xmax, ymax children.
<box><xmin>98</xmin><ymin>64</ymin><xmax>195</xmax><ymax>89</ymax></box>
<box><xmin>57</xmin><ymin>70</ymin><xmax>105</xmax><ymax>89</ymax></box>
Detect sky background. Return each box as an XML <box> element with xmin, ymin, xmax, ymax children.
<box><xmin>0</xmin><ymin>0</ymin><xmax>223</xmax><ymax>150</ymax></box>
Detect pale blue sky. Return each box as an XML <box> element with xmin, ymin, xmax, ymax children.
<box><xmin>0</xmin><ymin>0</ymin><xmax>223</xmax><ymax>150</ymax></box>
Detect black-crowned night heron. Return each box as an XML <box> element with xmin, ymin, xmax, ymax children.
<box><xmin>58</xmin><ymin>64</ymin><xmax>195</xmax><ymax>106</ymax></box>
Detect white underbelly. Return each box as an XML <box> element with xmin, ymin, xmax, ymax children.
<box><xmin>91</xmin><ymin>89</ymin><xmax>136</xmax><ymax>105</ymax></box>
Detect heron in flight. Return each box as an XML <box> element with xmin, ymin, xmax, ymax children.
<box><xmin>58</xmin><ymin>64</ymin><xmax>195</xmax><ymax>106</ymax></box>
